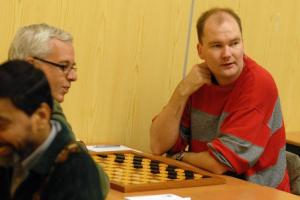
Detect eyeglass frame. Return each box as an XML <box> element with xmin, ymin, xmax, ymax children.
<box><xmin>33</xmin><ymin>57</ymin><xmax>77</xmax><ymax>74</ymax></box>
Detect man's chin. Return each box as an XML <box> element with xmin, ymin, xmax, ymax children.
<box><xmin>0</xmin><ymin>146</ymin><xmax>14</xmax><ymax>157</ymax></box>
<box><xmin>54</xmin><ymin>94</ymin><xmax>65</xmax><ymax>103</ymax></box>
<box><xmin>0</xmin><ymin>146</ymin><xmax>16</xmax><ymax>167</ymax></box>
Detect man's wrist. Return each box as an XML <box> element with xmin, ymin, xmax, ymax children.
<box><xmin>176</xmin><ymin>81</ymin><xmax>194</xmax><ymax>98</ymax></box>
<box><xmin>174</xmin><ymin>151</ymin><xmax>185</xmax><ymax>161</ymax></box>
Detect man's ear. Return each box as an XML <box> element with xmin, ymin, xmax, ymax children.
<box><xmin>197</xmin><ymin>43</ymin><xmax>204</xmax><ymax>60</ymax></box>
<box><xmin>25</xmin><ymin>56</ymin><xmax>35</xmax><ymax>65</ymax></box>
<box><xmin>31</xmin><ymin>103</ymin><xmax>51</xmax><ymax>131</ymax></box>
<box><xmin>30</xmin><ymin>103</ymin><xmax>52</xmax><ymax>144</ymax></box>
<box><xmin>34</xmin><ymin>102</ymin><xmax>51</xmax><ymax>121</ymax></box>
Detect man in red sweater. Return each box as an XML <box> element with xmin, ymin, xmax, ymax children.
<box><xmin>150</xmin><ymin>7</ymin><xmax>290</xmax><ymax>192</ymax></box>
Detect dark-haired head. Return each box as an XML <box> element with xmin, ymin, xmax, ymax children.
<box><xmin>0</xmin><ymin>60</ymin><xmax>53</xmax><ymax>115</ymax></box>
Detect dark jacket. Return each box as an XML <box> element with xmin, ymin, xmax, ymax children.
<box><xmin>51</xmin><ymin>100</ymin><xmax>110</xmax><ymax>198</ymax></box>
<box><xmin>0</xmin><ymin>120</ymin><xmax>107</xmax><ymax>200</ymax></box>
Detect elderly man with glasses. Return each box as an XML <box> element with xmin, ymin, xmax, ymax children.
<box><xmin>7</xmin><ymin>23</ymin><xmax>109</xmax><ymax>199</ymax></box>
<box><xmin>8</xmin><ymin>24</ymin><xmax>77</xmax><ymax>134</ymax></box>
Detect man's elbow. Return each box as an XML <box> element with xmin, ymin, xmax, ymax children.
<box><xmin>150</xmin><ymin>143</ymin><xmax>165</xmax><ymax>156</ymax></box>
<box><xmin>151</xmin><ymin>149</ymin><xmax>163</xmax><ymax>156</ymax></box>
<box><xmin>149</xmin><ymin>131</ymin><xmax>167</xmax><ymax>155</ymax></box>
<box><xmin>210</xmin><ymin>164</ymin><xmax>228</xmax><ymax>175</ymax></box>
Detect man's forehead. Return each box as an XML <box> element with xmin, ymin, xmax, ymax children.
<box><xmin>48</xmin><ymin>38</ymin><xmax>74</xmax><ymax>52</ymax></box>
<box><xmin>0</xmin><ymin>99</ymin><xmax>30</xmax><ymax>122</ymax></box>
<box><xmin>0</xmin><ymin>99</ymin><xmax>16</xmax><ymax>119</ymax></box>
<box><xmin>202</xmin><ymin>12</ymin><xmax>241</xmax><ymax>41</ymax></box>
<box><xmin>47</xmin><ymin>38</ymin><xmax>75</xmax><ymax>62</ymax></box>
<box><xmin>210</xmin><ymin>12</ymin><xmax>239</xmax><ymax>27</ymax></box>
<box><xmin>49</xmin><ymin>38</ymin><xmax>72</xmax><ymax>46</ymax></box>
<box><xmin>0</xmin><ymin>98</ymin><xmax>17</xmax><ymax>111</ymax></box>
<box><xmin>207</xmin><ymin>12</ymin><xmax>235</xmax><ymax>24</ymax></box>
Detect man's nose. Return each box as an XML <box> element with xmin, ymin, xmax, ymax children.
<box><xmin>221</xmin><ymin>46</ymin><xmax>232</xmax><ymax>58</ymax></box>
<box><xmin>67</xmin><ymin>69</ymin><xmax>77</xmax><ymax>81</ymax></box>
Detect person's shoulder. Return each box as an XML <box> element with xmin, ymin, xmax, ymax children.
<box><xmin>51</xmin><ymin>100</ymin><xmax>75</xmax><ymax>139</ymax></box>
<box><xmin>45</xmin><ymin>145</ymin><xmax>104</xmax><ymax>198</ymax></box>
<box><xmin>51</xmin><ymin>100</ymin><xmax>67</xmax><ymax>123</ymax></box>
<box><xmin>52</xmin><ymin>100</ymin><xmax>64</xmax><ymax>114</ymax></box>
<box><xmin>230</xmin><ymin>56</ymin><xmax>280</xmax><ymax>109</ymax></box>
<box><xmin>244</xmin><ymin>56</ymin><xmax>276</xmax><ymax>85</ymax></box>
<box><xmin>59</xmin><ymin>144</ymin><xmax>98</xmax><ymax>172</ymax></box>
<box><xmin>242</xmin><ymin>56</ymin><xmax>278</xmax><ymax>94</ymax></box>
<box><xmin>50</xmin><ymin>142</ymin><xmax>99</xmax><ymax>185</ymax></box>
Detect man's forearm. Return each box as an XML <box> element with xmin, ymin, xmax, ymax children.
<box><xmin>150</xmin><ymin>68</ymin><xmax>209</xmax><ymax>155</ymax></box>
<box><xmin>182</xmin><ymin>151</ymin><xmax>228</xmax><ymax>175</ymax></box>
<box><xmin>150</xmin><ymin>84</ymin><xmax>190</xmax><ymax>155</ymax></box>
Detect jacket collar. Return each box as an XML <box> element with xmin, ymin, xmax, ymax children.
<box><xmin>29</xmin><ymin>120</ymin><xmax>74</xmax><ymax>176</ymax></box>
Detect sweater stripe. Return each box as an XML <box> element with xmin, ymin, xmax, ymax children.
<box><xmin>267</xmin><ymin>97</ymin><xmax>283</xmax><ymax>134</ymax></box>
<box><xmin>248</xmin><ymin>147</ymin><xmax>286</xmax><ymax>187</ymax></box>
<box><xmin>215</xmin><ymin>134</ymin><xmax>264</xmax><ymax>167</ymax></box>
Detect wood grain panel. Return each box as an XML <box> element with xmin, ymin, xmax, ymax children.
<box><xmin>59</xmin><ymin>0</ymin><xmax>190</xmax><ymax>151</ymax></box>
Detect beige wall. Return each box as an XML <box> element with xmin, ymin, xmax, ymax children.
<box><xmin>0</xmin><ymin>0</ymin><xmax>299</xmax><ymax>152</ymax></box>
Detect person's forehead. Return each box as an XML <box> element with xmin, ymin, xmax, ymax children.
<box><xmin>202</xmin><ymin>12</ymin><xmax>241</xmax><ymax>41</ymax></box>
<box><xmin>204</xmin><ymin>12</ymin><xmax>240</xmax><ymax>32</ymax></box>
<box><xmin>49</xmin><ymin>38</ymin><xmax>73</xmax><ymax>49</ymax></box>
<box><xmin>0</xmin><ymin>99</ymin><xmax>20</xmax><ymax>118</ymax></box>
<box><xmin>47</xmin><ymin>38</ymin><xmax>75</xmax><ymax>62</ymax></box>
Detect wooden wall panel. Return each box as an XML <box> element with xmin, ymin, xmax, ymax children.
<box><xmin>0</xmin><ymin>0</ymin><xmax>69</xmax><ymax>61</ymax></box>
<box><xmin>61</xmin><ymin>0</ymin><xmax>191</xmax><ymax>152</ymax></box>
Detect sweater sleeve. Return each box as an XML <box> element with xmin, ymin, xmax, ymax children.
<box><xmin>208</xmin><ymin>108</ymin><xmax>266</xmax><ymax>173</ymax></box>
<box><xmin>208</xmin><ymin>98</ymin><xmax>284</xmax><ymax>174</ymax></box>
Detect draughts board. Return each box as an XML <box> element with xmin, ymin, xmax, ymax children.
<box><xmin>91</xmin><ymin>150</ymin><xmax>225</xmax><ymax>192</ymax></box>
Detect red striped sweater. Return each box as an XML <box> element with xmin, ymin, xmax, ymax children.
<box><xmin>170</xmin><ymin>56</ymin><xmax>290</xmax><ymax>192</ymax></box>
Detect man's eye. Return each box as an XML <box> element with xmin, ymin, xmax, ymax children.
<box><xmin>62</xmin><ymin>65</ymin><xmax>69</xmax><ymax>70</ymax></box>
<box><xmin>230</xmin><ymin>40</ymin><xmax>240</xmax><ymax>46</ymax></box>
<box><xmin>211</xmin><ymin>44</ymin><xmax>221</xmax><ymax>48</ymax></box>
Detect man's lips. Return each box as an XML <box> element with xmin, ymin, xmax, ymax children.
<box><xmin>62</xmin><ymin>86</ymin><xmax>70</xmax><ymax>93</ymax></box>
<box><xmin>221</xmin><ymin>62</ymin><xmax>235</xmax><ymax>68</ymax></box>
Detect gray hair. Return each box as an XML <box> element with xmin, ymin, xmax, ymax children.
<box><xmin>8</xmin><ymin>23</ymin><xmax>73</xmax><ymax>60</ymax></box>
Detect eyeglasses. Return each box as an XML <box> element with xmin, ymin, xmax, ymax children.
<box><xmin>33</xmin><ymin>57</ymin><xmax>77</xmax><ymax>74</ymax></box>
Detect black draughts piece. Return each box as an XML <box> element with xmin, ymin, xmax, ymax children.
<box><xmin>133</xmin><ymin>155</ymin><xmax>143</xmax><ymax>169</ymax></box>
<box><xmin>97</xmin><ymin>154</ymin><xmax>108</xmax><ymax>159</ymax></box>
<box><xmin>184</xmin><ymin>170</ymin><xmax>194</xmax><ymax>179</ymax></box>
<box><xmin>150</xmin><ymin>160</ymin><xmax>160</xmax><ymax>174</ymax></box>
<box><xmin>166</xmin><ymin>165</ymin><xmax>177</xmax><ymax>179</ymax></box>
<box><xmin>115</xmin><ymin>153</ymin><xmax>125</xmax><ymax>163</ymax></box>
<box><xmin>166</xmin><ymin>165</ymin><xmax>176</xmax><ymax>171</ymax></box>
